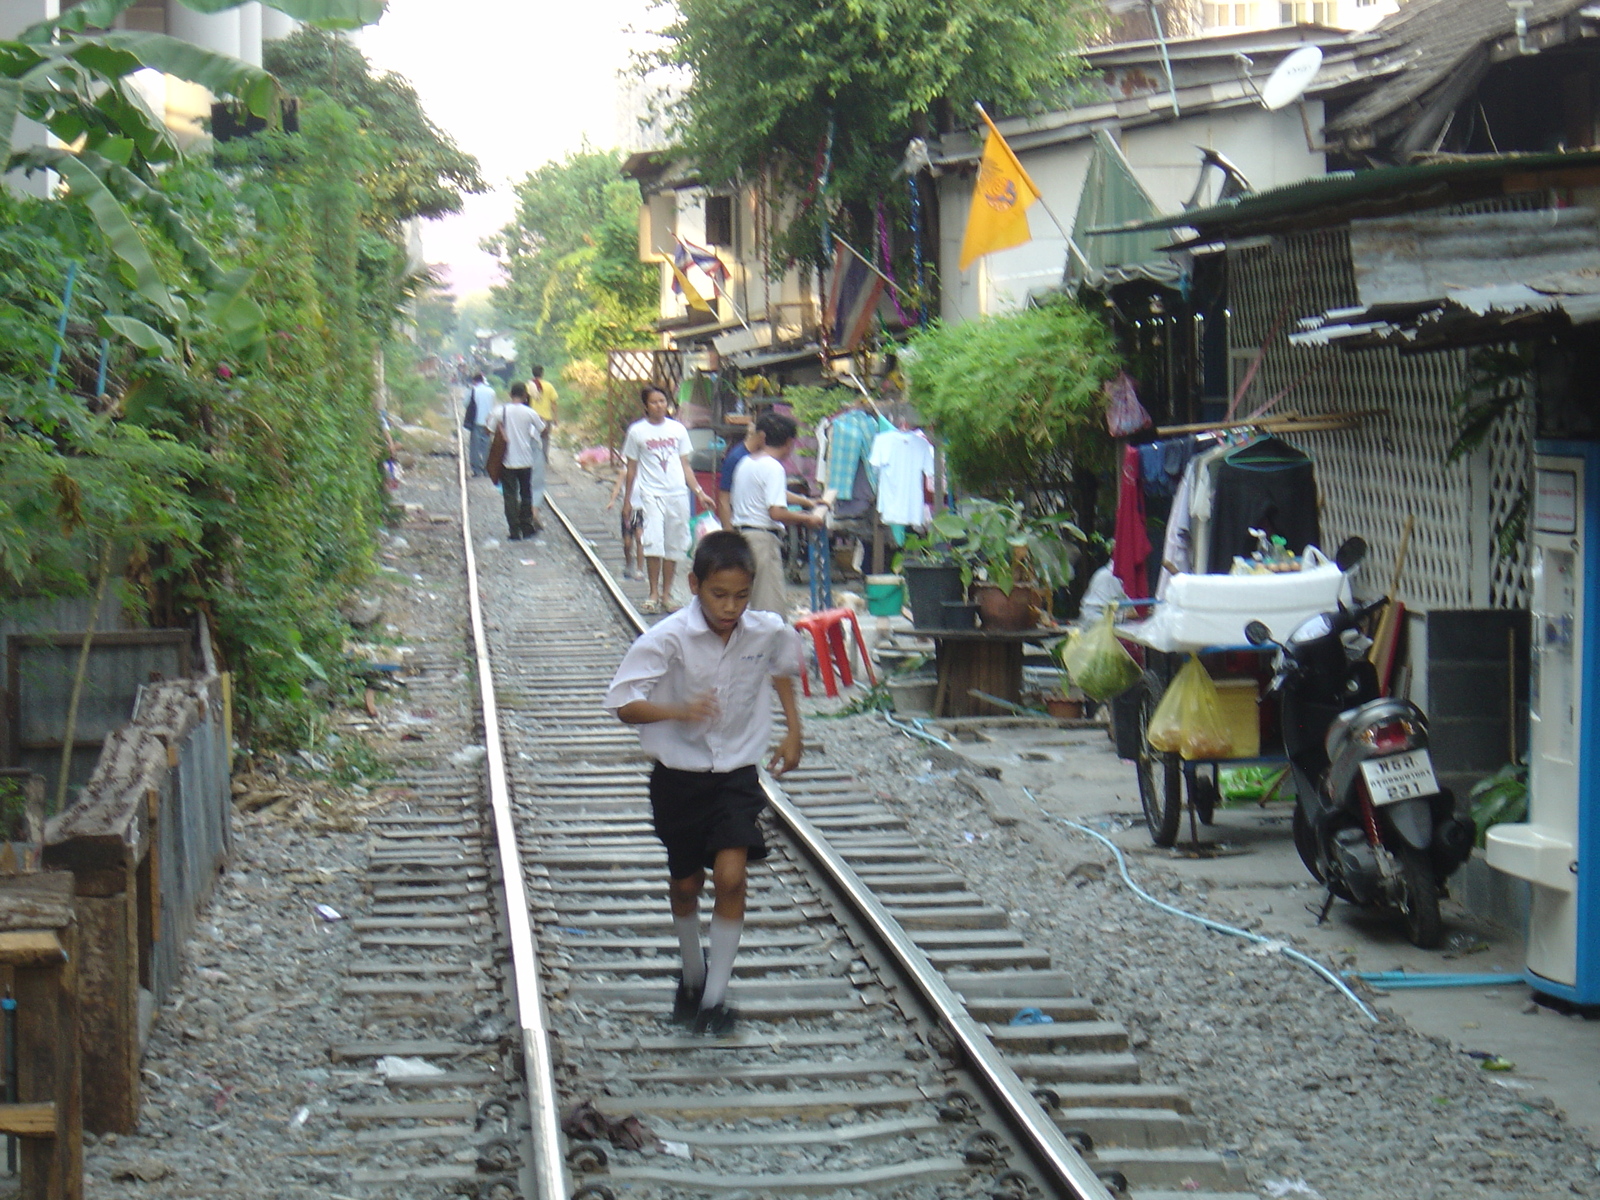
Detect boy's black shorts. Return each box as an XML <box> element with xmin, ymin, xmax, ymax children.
<box><xmin>649</xmin><ymin>762</ymin><xmax>769</xmax><ymax>880</ymax></box>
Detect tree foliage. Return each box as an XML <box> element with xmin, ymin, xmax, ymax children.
<box><xmin>486</xmin><ymin>148</ymin><xmax>657</xmax><ymax>374</ymax></box>
<box><xmin>654</xmin><ymin>0</ymin><xmax>1098</xmax><ymax>264</ymax></box>
<box><xmin>265</xmin><ymin>27</ymin><xmax>484</xmax><ymax>227</ymax></box>
<box><xmin>905</xmin><ymin>298</ymin><xmax>1120</xmax><ymax>495</ymax></box>
<box><xmin>0</xmin><ymin>0</ymin><xmax>472</xmax><ymax>748</ymax></box>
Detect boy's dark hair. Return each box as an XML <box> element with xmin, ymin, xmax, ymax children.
<box><xmin>756</xmin><ymin>411</ymin><xmax>798</xmax><ymax>448</ymax></box>
<box><xmin>692</xmin><ymin>530</ymin><xmax>756</xmax><ymax>582</ymax></box>
<box><xmin>531</xmin><ymin>364</ymin><xmax>545</xmax><ymax>379</ymax></box>
<box><xmin>471</xmin><ymin>372</ymin><xmax>485</xmax><ymax>383</ymax></box>
<box><xmin>640</xmin><ymin>385</ymin><xmax>667</xmax><ymax>406</ymax></box>
<box><xmin>509</xmin><ymin>381</ymin><xmax>529</xmax><ymax>401</ymax></box>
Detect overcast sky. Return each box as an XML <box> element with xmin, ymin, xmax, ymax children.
<box><xmin>356</xmin><ymin>0</ymin><xmax>661</xmax><ymax>300</ymax></box>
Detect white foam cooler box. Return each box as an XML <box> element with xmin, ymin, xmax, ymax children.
<box><xmin>1122</xmin><ymin>559</ymin><xmax>1352</xmax><ymax>652</ymax></box>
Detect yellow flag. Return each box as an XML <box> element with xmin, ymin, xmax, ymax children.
<box><xmin>670</xmin><ymin>260</ymin><xmax>713</xmax><ymax>313</ymax></box>
<box><xmin>958</xmin><ymin>108</ymin><xmax>1042</xmax><ymax>272</ymax></box>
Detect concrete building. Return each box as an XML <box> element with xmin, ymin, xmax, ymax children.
<box><xmin>0</xmin><ymin>1</ymin><xmax>300</xmax><ymax>155</ymax></box>
<box><xmin>933</xmin><ymin>25</ymin><xmax>1376</xmax><ymax>319</ymax></box>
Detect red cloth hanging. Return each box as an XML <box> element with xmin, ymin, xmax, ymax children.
<box><xmin>1112</xmin><ymin>444</ymin><xmax>1152</xmax><ymax>601</ymax></box>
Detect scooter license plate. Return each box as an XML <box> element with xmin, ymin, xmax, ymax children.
<box><xmin>1361</xmin><ymin>749</ymin><xmax>1439</xmax><ymax>806</ymax></box>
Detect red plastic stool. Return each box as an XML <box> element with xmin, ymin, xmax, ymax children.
<box><xmin>794</xmin><ymin>608</ymin><xmax>877</xmax><ymax>698</ymax></box>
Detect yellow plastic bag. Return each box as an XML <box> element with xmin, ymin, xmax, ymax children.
<box><xmin>1146</xmin><ymin>655</ymin><xmax>1234</xmax><ymax>760</ymax></box>
<box><xmin>1061</xmin><ymin>609</ymin><xmax>1140</xmax><ymax>701</ymax></box>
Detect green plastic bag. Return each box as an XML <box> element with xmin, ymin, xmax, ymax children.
<box><xmin>1062</xmin><ymin>609</ymin><xmax>1140</xmax><ymax>701</ymax></box>
<box><xmin>1146</xmin><ymin>655</ymin><xmax>1233</xmax><ymax>760</ymax></box>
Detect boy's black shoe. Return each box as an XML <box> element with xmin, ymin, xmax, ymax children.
<box><xmin>671</xmin><ymin>975</ymin><xmax>703</xmax><ymax>1025</ymax></box>
<box><xmin>692</xmin><ymin>1002</ymin><xmax>736</xmax><ymax>1037</ymax></box>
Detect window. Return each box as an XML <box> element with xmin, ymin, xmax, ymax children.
<box><xmin>1204</xmin><ymin>2</ymin><xmax>1254</xmax><ymax>26</ymax></box>
<box><xmin>1280</xmin><ymin>0</ymin><xmax>1334</xmax><ymax>22</ymax></box>
<box><xmin>704</xmin><ymin>195</ymin><xmax>734</xmax><ymax>248</ymax></box>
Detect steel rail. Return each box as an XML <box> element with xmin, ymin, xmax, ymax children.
<box><xmin>543</xmin><ymin>494</ymin><xmax>1112</xmax><ymax>1200</ymax></box>
<box><xmin>457</xmin><ymin>437</ymin><xmax>568</xmax><ymax>1199</ymax></box>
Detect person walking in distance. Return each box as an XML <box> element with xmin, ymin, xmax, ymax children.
<box><xmin>487</xmin><ymin>382</ymin><xmax>546</xmax><ymax>540</ymax></box>
<box><xmin>466</xmin><ymin>372</ymin><xmax>495</xmax><ymax>477</ymax></box>
<box><xmin>623</xmin><ymin>386</ymin><xmax>713</xmax><ymax>613</ymax></box>
<box><xmin>605</xmin><ymin>531</ymin><xmax>804</xmax><ymax>1035</ymax></box>
<box><xmin>730</xmin><ymin>412</ymin><xmax>828</xmax><ymax>616</ymax></box>
<box><xmin>527</xmin><ymin>364</ymin><xmax>559</xmax><ymax>463</ymax></box>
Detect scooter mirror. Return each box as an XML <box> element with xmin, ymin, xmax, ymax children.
<box><xmin>1334</xmin><ymin>536</ymin><xmax>1368</xmax><ymax>573</ymax></box>
<box><xmin>1244</xmin><ymin>620</ymin><xmax>1273</xmax><ymax>646</ymax></box>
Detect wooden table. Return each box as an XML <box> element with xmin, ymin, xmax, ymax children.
<box><xmin>910</xmin><ymin>627</ymin><xmax>1059</xmax><ymax>718</ymax></box>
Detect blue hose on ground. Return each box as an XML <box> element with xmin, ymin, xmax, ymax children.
<box><xmin>884</xmin><ymin>709</ymin><xmax>954</xmax><ymax>749</ymax></box>
<box><xmin>1348</xmin><ymin>971</ymin><xmax>1521</xmax><ymax>989</ymax></box>
<box><xmin>877</xmin><ymin>710</ymin><xmax>1378</xmax><ymax>1021</ymax></box>
<box><xmin>1018</xmin><ymin>786</ymin><xmax>1379</xmax><ymax>1024</ymax></box>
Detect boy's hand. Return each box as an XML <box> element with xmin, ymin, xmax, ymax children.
<box><xmin>681</xmin><ymin>691</ymin><xmax>720</xmax><ymax>724</ymax></box>
<box><xmin>768</xmin><ymin>728</ymin><xmax>803</xmax><ymax>776</ymax></box>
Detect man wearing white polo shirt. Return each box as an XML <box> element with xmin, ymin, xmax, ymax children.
<box><xmin>729</xmin><ymin>412</ymin><xmax>827</xmax><ymax>617</ymax></box>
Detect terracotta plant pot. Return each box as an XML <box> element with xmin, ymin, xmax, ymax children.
<box><xmin>1045</xmin><ymin>696</ymin><xmax>1083</xmax><ymax>720</ymax></box>
<box><xmin>974</xmin><ymin>582</ymin><xmax>1043</xmax><ymax>631</ymax></box>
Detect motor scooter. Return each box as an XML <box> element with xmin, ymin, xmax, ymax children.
<box><xmin>1244</xmin><ymin>538</ymin><xmax>1475</xmax><ymax>949</ymax></box>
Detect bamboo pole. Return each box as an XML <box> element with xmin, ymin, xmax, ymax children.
<box><xmin>55</xmin><ymin>543</ymin><xmax>111</xmax><ymax>815</ymax></box>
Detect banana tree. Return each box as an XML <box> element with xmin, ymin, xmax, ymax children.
<box><xmin>0</xmin><ymin>0</ymin><xmax>384</xmax><ymax>355</ymax></box>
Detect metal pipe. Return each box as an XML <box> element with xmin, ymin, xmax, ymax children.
<box><xmin>4</xmin><ymin>994</ymin><xmax>15</xmax><ymax>1175</ymax></box>
<box><xmin>46</xmin><ymin>260</ymin><xmax>79</xmax><ymax>391</ymax></box>
<box><xmin>455</xmin><ymin>427</ymin><xmax>567</xmax><ymax>1200</ymax></box>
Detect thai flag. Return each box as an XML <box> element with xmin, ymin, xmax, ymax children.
<box><xmin>678</xmin><ymin>238</ymin><xmax>728</xmax><ymax>288</ymax></box>
<box><xmin>824</xmin><ymin>238</ymin><xmax>885</xmax><ymax>352</ymax></box>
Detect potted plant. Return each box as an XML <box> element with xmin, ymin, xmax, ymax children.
<box><xmin>899</xmin><ymin>536</ymin><xmax>967</xmax><ymax>628</ymax></box>
<box><xmin>929</xmin><ymin>499</ymin><xmax>1081</xmax><ymax>631</ymax></box>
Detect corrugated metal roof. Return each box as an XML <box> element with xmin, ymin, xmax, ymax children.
<box><xmin>1088</xmin><ymin>148</ymin><xmax>1600</xmax><ymax>239</ymax></box>
<box><xmin>1289</xmin><ymin>204</ymin><xmax>1600</xmax><ymax>348</ymax></box>
<box><xmin>1325</xmin><ymin>0</ymin><xmax>1591</xmax><ymax>142</ymax></box>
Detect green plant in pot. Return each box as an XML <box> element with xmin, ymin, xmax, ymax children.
<box><xmin>927</xmin><ymin>499</ymin><xmax>1082</xmax><ymax>630</ymax></box>
<box><xmin>899</xmin><ymin>534</ymin><xmax>967</xmax><ymax>629</ymax></box>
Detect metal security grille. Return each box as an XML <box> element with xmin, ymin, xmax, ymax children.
<box><xmin>1227</xmin><ymin>228</ymin><xmax>1531</xmax><ymax>612</ymax></box>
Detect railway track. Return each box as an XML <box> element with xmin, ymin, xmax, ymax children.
<box><xmin>476</xmin><ymin>458</ymin><xmax>1254</xmax><ymax>1200</ymax></box>
<box><xmin>308</xmin><ymin>437</ymin><xmax>1253</xmax><ymax>1200</ymax></box>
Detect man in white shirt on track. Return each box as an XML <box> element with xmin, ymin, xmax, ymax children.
<box><xmin>728</xmin><ymin>411</ymin><xmax>827</xmax><ymax>617</ymax></box>
<box><xmin>623</xmin><ymin>386</ymin><xmax>713</xmax><ymax>613</ymax></box>
<box><xmin>486</xmin><ymin>382</ymin><xmax>546</xmax><ymax>540</ymax></box>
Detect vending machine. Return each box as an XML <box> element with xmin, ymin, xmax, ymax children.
<box><xmin>1486</xmin><ymin>442</ymin><xmax>1600</xmax><ymax>1004</ymax></box>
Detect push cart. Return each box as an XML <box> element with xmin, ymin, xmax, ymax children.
<box><xmin>1128</xmin><ymin>644</ymin><xmax>1287</xmax><ymax>847</ymax></box>
<box><xmin>1114</xmin><ymin>559</ymin><xmax>1351</xmax><ymax>846</ymax></box>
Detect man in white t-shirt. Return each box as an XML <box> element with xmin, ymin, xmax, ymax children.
<box><xmin>729</xmin><ymin>412</ymin><xmax>827</xmax><ymax>616</ymax></box>
<box><xmin>486</xmin><ymin>382</ymin><xmax>547</xmax><ymax>540</ymax></box>
<box><xmin>623</xmin><ymin>386</ymin><xmax>713</xmax><ymax>613</ymax></box>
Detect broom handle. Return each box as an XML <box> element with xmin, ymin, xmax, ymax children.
<box><xmin>1387</xmin><ymin>515</ymin><xmax>1415</xmax><ymax>600</ymax></box>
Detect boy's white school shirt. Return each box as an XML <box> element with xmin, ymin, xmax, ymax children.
<box><xmin>604</xmin><ymin>597</ymin><xmax>802</xmax><ymax>772</ymax></box>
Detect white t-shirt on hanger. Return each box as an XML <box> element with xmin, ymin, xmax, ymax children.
<box><xmin>869</xmin><ymin>429</ymin><xmax>934</xmax><ymax>526</ymax></box>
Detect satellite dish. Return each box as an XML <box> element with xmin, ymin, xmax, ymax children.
<box><xmin>1260</xmin><ymin>45</ymin><xmax>1323</xmax><ymax>110</ymax></box>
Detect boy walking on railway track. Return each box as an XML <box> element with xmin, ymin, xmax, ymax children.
<box><xmin>604</xmin><ymin>531</ymin><xmax>804</xmax><ymax>1035</ymax></box>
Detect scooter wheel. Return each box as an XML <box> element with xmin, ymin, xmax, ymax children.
<box><xmin>1395</xmin><ymin>844</ymin><xmax>1444</xmax><ymax>949</ymax></box>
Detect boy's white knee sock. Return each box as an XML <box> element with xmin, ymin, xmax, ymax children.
<box><xmin>699</xmin><ymin>916</ymin><xmax>743</xmax><ymax>1009</ymax></box>
<box><xmin>674</xmin><ymin>913</ymin><xmax>705</xmax><ymax>989</ymax></box>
